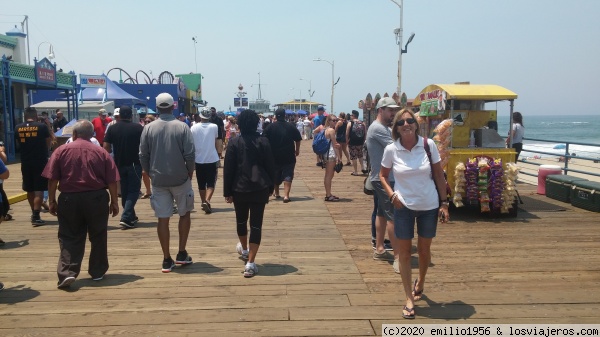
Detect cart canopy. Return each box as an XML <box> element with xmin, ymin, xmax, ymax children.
<box><xmin>412</xmin><ymin>84</ymin><xmax>517</xmax><ymax>106</ymax></box>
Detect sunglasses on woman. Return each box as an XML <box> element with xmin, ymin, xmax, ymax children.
<box><xmin>395</xmin><ymin>118</ymin><xmax>416</xmax><ymax>126</ymax></box>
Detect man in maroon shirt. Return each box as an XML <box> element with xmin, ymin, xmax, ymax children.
<box><xmin>42</xmin><ymin>120</ymin><xmax>120</xmax><ymax>289</ymax></box>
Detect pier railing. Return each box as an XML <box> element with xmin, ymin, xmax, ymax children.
<box><xmin>517</xmin><ymin>137</ymin><xmax>600</xmax><ymax>181</ymax></box>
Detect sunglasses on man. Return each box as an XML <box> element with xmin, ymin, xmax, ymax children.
<box><xmin>395</xmin><ymin>118</ymin><xmax>416</xmax><ymax>126</ymax></box>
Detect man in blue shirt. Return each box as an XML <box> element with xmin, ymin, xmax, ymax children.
<box><xmin>312</xmin><ymin>105</ymin><xmax>327</xmax><ymax>166</ymax></box>
<box><xmin>312</xmin><ymin>105</ymin><xmax>326</xmax><ymax>129</ymax></box>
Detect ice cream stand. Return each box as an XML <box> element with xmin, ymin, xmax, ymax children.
<box><xmin>412</xmin><ymin>83</ymin><xmax>519</xmax><ymax>215</ymax></box>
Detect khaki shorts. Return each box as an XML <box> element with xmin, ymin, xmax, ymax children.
<box><xmin>150</xmin><ymin>178</ymin><xmax>194</xmax><ymax>218</ymax></box>
<box><xmin>216</xmin><ymin>139</ymin><xmax>224</xmax><ymax>154</ymax></box>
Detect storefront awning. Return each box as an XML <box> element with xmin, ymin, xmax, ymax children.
<box><xmin>412</xmin><ymin>84</ymin><xmax>517</xmax><ymax>106</ymax></box>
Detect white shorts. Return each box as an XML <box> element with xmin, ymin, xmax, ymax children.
<box><xmin>150</xmin><ymin>179</ymin><xmax>194</xmax><ymax>218</ymax></box>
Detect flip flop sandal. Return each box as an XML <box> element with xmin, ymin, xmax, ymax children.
<box><xmin>283</xmin><ymin>198</ymin><xmax>291</xmax><ymax>203</ymax></box>
<box><xmin>412</xmin><ymin>279</ymin><xmax>424</xmax><ymax>301</ymax></box>
<box><xmin>402</xmin><ymin>306</ymin><xmax>415</xmax><ymax>319</ymax></box>
<box><xmin>324</xmin><ymin>195</ymin><xmax>338</xmax><ymax>202</ymax></box>
<box><xmin>140</xmin><ymin>194</ymin><xmax>152</xmax><ymax>199</ymax></box>
<box><xmin>350</xmin><ymin>172</ymin><xmax>360</xmax><ymax>176</ymax></box>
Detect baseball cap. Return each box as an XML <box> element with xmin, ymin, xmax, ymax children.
<box><xmin>317</xmin><ymin>105</ymin><xmax>325</xmax><ymax>111</ymax></box>
<box><xmin>199</xmin><ymin>107</ymin><xmax>211</xmax><ymax>119</ymax></box>
<box><xmin>156</xmin><ymin>93</ymin><xmax>174</xmax><ymax>108</ymax></box>
<box><xmin>99</xmin><ymin>108</ymin><xmax>107</xmax><ymax>115</ymax></box>
<box><xmin>275</xmin><ymin>108</ymin><xmax>286</xmax><ymax>119</ymax></box>
<box><xmin>376</xmin><ymin>97</ymin><xmax>400</xmax><ymax>109</ymax></box>
<box><xmin>113</xmin><ymin>108</ymin><xmax>120</xmax><ymax>116</ymax></box>
<box><xmin>179</xmin><ymin>113</ymin><xmax>185</xmax><ymax>117</ymax></box>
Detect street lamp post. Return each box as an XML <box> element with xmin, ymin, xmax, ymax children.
<box><xmin>300</xmin><ymin>78</ymin><xmax>314</xmax><ymax>114</ymax></box>
<box><xmin>390</xmin><ymin>0</ymin><xmax>415</xmax><ymax>99</ymax></box>
<box><xmin>313</xmin><ymin>58</ymin><xmax>335</xmax><ymax>114</ymax></box>
<box><xmin>192</xmin><ymin>37</ymin><xmax>198</xmax><ymax>73</ymax></box>
<box><xmin>37</xmin><ymin>41</ymin><xmax>55</xmax><ymax>61</ymax></box>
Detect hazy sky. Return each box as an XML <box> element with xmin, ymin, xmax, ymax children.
<box><xmin>2</xmin><ymin>0</ymin><xmax>599</xmax><ymax>115</ymax></box>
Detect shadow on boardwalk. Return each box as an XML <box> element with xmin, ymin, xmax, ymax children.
<box><xmin>0</xmin><ymin>141</ymin><xmax>598</xmax><ymax>336</ymax></box>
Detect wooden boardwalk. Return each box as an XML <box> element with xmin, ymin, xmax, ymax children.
<box><xmin>1</xmin><ymin>140</ymin><xmax>599</xmax><ymax>336</ymax></box>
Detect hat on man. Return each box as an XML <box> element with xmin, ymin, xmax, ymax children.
<box><xmin>199</xmin><ymin>107</ymin><xmax>211</xmax><ymax>120</ymax></box>
<box><xmin>375</xmin><ymin>97</ymin><xmax>400</xmax><ymax>110</ymax></box>
<box><xmin>119</xmin><ymin>106</ymin><xmax>133</xmax><ymax>119</ymax></box>
<box><xmin>156</xmin><ymin>93</ymin><xmax>174</xmax><ymax>109</ymax></box>
<box><xmin>275</xmin><ymin>108</ymin><xmax>286</xmax><ymax>119</ymax></box>
<box><xmin>99</xmin><ymin>108</ymin><xmax>107</xmax><ymax>116</ymax></box>
<box><xmin>317</xmin><ymin>105</ymin><xmax>325</xmax><ymax>112</ymax></box>
<box><xmin>113</xmin><ymin>108</ymin><xmax>120</xmax><ymax>116</ymax></box>
<box><xmin>179</xmin><ymin>113</ymin><xmax>185</xmax><ymax>117</ymax></box>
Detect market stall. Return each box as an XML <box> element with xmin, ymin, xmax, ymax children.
<box><xmin>413</xmin><ymin>83</ymin><xmax>519</xmax><ymax>215</ymax></box>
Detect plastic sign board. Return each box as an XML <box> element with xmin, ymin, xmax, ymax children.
<box><xmin>80</xmin><ymin>74</ymin><xmax>107</xmax><ymax>89</ymax></box>
<box><xmin>36</xmin><ymin>58</ymin><xmax>56</xmax><ymax>85</ymax></box>
<box><xmin>419</xmin><ymin>89</ymin><xmax>446</xmax><ymax>116</ymax></box>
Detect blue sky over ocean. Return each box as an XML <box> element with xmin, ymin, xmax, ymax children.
<box><xmin>2</xmin><ymin>0</ymin><xmax>599</xmax><ymax>115</ymax></box>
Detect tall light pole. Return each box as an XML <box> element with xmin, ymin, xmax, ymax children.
<box><xmin>390</xmin><ymin>0</ymin><xmax>415</xmax><ymax>99</ymax></box>
<box><xmin>37</xmin><ymin>41</ymin><xmax>55</xmax><ymax>61</ymax></box>
<box><xmin>300</xmin><ymin>78</ymin><xmax>314</xmax><ymax>113</ymax></box>
<box><xmin>313</xmin><ymin>58</ymin><xmax>335</xmax><ymax>114</ymax></box>
<box><xmin>192</xmin><ymin>36</ymin><xmax>198</xmax><ymax>73</ymax></box>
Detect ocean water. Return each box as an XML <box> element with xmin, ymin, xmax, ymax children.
<box><xmin>497</xmin><ymin>114</ymin><xmax>600</xmax><ymax>159</ymax></box>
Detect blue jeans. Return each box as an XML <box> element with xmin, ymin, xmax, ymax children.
<box><xmin>119</xmin><ymin>164</ymin><xmax>142</xmax><ymax>223</ymax></box>
<box><xmin>371</xmin><ymin>193</ymin><xmax>378</xmax><ymax>239</ymax></box>
<box><xmin>393</xmin><ymin>207</ymin><xmax>438</xmax><ymax>240</ymax></box>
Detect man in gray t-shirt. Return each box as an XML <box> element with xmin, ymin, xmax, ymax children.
<box><xmin>365</xmin><ymin>97</ymin><xmax>400</xmax><ymax>262</ymax></box>
<box><xmin>139</xmin><ymin>93</ymin><xmax>196</xmax><ymax>273</ymax></box>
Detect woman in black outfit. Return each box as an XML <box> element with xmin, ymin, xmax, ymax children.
<box><xmin>335</xmin><ymin>112</ymin><xmax>351</xmax><ymax>165</ymax></box>
<box><xmin>223</xmin><ymin>110</ymin><xmax>276</xmax><ymax>278</ymax></box>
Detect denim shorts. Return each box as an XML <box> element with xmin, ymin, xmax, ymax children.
<box><xmin>371</xmin><ymin>180</ymin><xmax>394</xmax><ymax>222</ymax></box>
<box><xmin>393</xmin><ymin>207</ymin><xmax>438</xmax><ymax>239</ymax></box>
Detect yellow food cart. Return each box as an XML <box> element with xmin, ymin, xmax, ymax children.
<box><xmin>412</xmin><ymin>83</ymin><xmax>519</xmax><ymax>216</ymax></box>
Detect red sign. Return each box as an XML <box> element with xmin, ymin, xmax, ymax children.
<box><xmin>36</xmin><ymin>58</ymin><xmax>56</xmax><ymax>85</ymax></box>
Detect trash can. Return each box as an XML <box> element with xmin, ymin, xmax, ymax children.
<box><xmin>537</xmin><ymin>165</ymin><xmax>562</xmax><ymax>195</ymax></box>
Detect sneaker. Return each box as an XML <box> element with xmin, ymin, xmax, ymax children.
<box><xmin>236</xmin><ymin>242</ymin><xmax>249</xmax><ymax>261</ymax></box>
<box><xmin>201</xmin><ymin>201</ymin><xmax>212</xmax><ymax>214</ymax></box>
<box><xmin>57</xmin><ymin>276</ymin><xmax>76</xmax><ymax>288</ymax></box>
<box><xmin>175</xmin><ymin>250</ymin><xmax>193</xmax><ymax>265</ymax></box>
<box><xmin>31</xmin><ymin>216</ymin><xmax>45</xmax><ymax>227</ymax></box>
<box><xmin>119</xmin><ymin>220</ymin><xmax>135</xmax><ymax>229</ymax></box>
<box><xmin>373</xmin><ymin>250</ymin><xmax>394</xmax><ymax>262</ymax></box>
<box><xmin>393</xmin><ymin>259</ymin><xmax>400</xmax><ymax>274</ymax></box>
<box><xmin>131</xmin><ymin>217</ymin><xmax>139</xmax><ymax>225</ymax></box>
<box><xmin>172</xmin><ymin>206</ymin><xmax>178</xmax><ymax>215</ymax></box>
<box><xmin>371</xmin><ymin>239</ymin><xmax>393</xmax><ymax>251</ymax></box>
<box><xmin>243</xmin><ymin>263</ymin><xmax>258</xmax><ymax>278</ymax></box>
<box><xmin>0</xmin><ymin>281</ymin><xmax>4</xmax><ymax>291</ymax></box>
<box><xmin>92</xmin><ymin>274</ymin><xmax>105</xmax><ymax>281</ymax></box>
<box><xmin>162</xmin><ymin>257</ymin><xmax>176</xmax><ymax>273</ymax></box>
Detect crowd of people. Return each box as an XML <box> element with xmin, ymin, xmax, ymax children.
<box><xmin>3</xmin><ymin>95</ymin><xmax>455</xmax><ymax>320</ymax></box>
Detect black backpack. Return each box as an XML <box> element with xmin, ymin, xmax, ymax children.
<box><xmin>348</xmin><ymin>121</ymin><xmax>365</xmax><ymax>145</ymax></box>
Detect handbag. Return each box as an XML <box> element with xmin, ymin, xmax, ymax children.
<box><xmin>363</xmin><ymin>177</ymin><xmax>374</xmax><ymax>195</ymax></box>
<box><xmin>334</xmin><ymin>161</ymin><xmax>343</xmax><ymax>173</ymax></box>
<box><xmin>423</xmin><ymin>137</ymin><xmax>452</xmax><ymax>204</ymax></box>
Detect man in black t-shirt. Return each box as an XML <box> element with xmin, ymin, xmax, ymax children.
<box><xmin>263</xmin><ymin>108</ymin><xmax>301</xmax><ymax>203</ymax></box>
<box><xmin>52</xmin><ymin>109</ymin><xmax>68</xmax><ymax>133</ymax></box>
<box><xmin>103</xmin><ymin>106</ymin><xmax>144</xmax><ymax>229</ymax></box>
<box><xmin>16</xmin><ymin>107</ymin><xmax>51</xmax><ymax>225</ymax></box>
